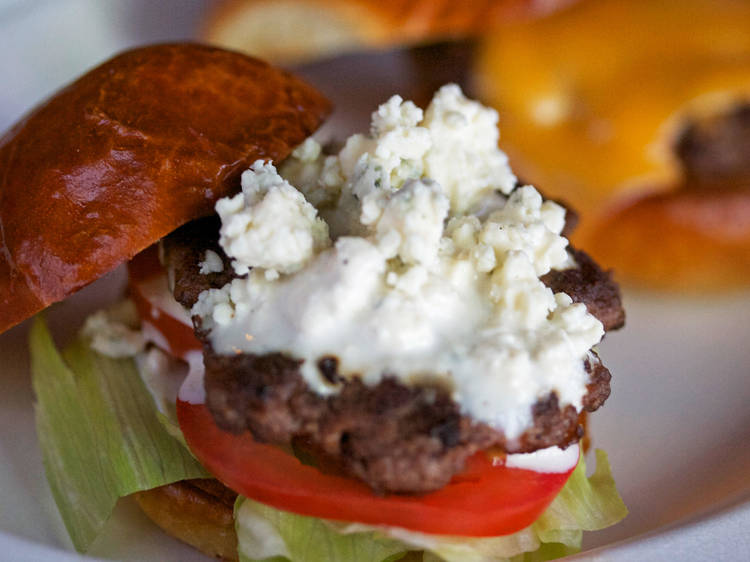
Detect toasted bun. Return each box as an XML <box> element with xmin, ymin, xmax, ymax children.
<box><xmin>201</xmin><ymin>0</ymin><xmax>576</xmax><ymax>64</ymax></box>
<box><xmin>582</xmin><ymin>178</ymin><xmax>750</xmax><ymax>291</ymax></box>
<box><xmin>475</xmin><ymin>0</ymin><xmax>750</xmax><ymax>290</ymax></box>
<box><xmin>0</xmin><ymin>43</ymin><xmax>331</xmax><ymax>333</ymax></box>
<box><xmin>134</xmin><ymin>480</ymin><xmax>428</xmax><ymax>561</ymax></box>
<box><xmin>134</xmin><ymin>479</ymin><xmax>238</xmax><ymax>561</ymax></box>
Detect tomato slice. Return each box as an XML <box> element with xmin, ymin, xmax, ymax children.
<box><xmin>127</xmin><ymin>246</ymin><xmax>201</xmax><ymax>358</ymax></box>
<box><xmin>177</xmin><ymin>399</ymin><xmax>576</xmax><ymax>537</ymax></box>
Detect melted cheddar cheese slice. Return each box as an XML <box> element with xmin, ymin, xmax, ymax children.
<box><xmin>476</xmin><ymin>0</ymin><xmax>749</xmax><ymax>210</ymax></box>
<box><xmin>476</xmin><ymin>0</ymin><xmax>750</xmax><ymax>290</ymax></box>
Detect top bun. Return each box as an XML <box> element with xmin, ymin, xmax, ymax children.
<box><xmin>0</xmin><ymin>43</ymin><xmax>331</xmax><ymax>334</ymax></box>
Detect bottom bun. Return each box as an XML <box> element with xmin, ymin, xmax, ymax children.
<box><xmin>134</xmin><ymin>478</ymin><xmax>428</xmax><ymax>561</ymax></box>
<box><xmin>133</xmin><ymin>479</ymin><xmax>239</xmax><ymax>561</ymax></box>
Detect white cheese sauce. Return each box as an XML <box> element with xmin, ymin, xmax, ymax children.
<box><xmin>504</xmin><ymin>443</ymin><xmax>580</xmax><ymax>473</ymax></box>
<box><xmin>192</xmin><ymin>85</ymin><xmax>605</xmax><ymax>439</ymax></box>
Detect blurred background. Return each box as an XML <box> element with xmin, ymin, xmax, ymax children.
<box><xmin>0</xmin><ymin>0</ymin><xmax>749</xmax><ymax>559</ymax></box>
<box><xmin>2</xmin><ymin>0</ymin><xmax>748</xmax><ymax>293</ymax></box>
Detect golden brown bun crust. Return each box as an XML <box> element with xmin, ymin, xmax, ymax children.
<box><xmin>0</xmin><ymin>43</ymin><xmax>331</xmax><ymax>333</ymax></box>
<box><xmin>134</xmin><ymin>479</ymin><xmax>239</xmax><ymax>560</ymax></box>
<box><xmin>201</xmin><ymin>0</ymin><xmax>576</xmax><ymax>64</ymax></box>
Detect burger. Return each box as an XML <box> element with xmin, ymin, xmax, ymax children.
<box><xmin>2</xmin><ymin>44</ymin><xmax>627</xmax><ymax>561</ymax></box>
<box><xmin>474</xmin><ymin>0</ymin><xmax>750</xmax><ymax>291</ymax></box>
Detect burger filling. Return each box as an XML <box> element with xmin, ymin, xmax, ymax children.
<box><xmin>173</xmin><ymin>85</ymin><xmax>623</xmax><ymax>493</ymax></box>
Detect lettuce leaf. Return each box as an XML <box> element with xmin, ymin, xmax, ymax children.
<box><xmin>30</xmin><ymin>317</ymin><xmax>208</xmax><ymax>552</ymax></box>
<box><xmin>235</xmin><ymin>450</ymin><xmax>626</xmax><ymax>562</ymax></box>
<box><xmin>234</xmin><ymin>498</ymin><xmax>409</xmax><ymax>562</ymax></box>
<box><xmin>31</xmin><ymin>312</ymin><xmax>626</xmax><ymax>561</ymax></box>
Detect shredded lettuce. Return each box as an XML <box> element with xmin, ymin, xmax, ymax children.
<box><xmin>30</xmin><ymin>317</ymin><xmax>208</xmax><ymax>552</ymax></box>
<box><xmin>30</xmin><ymin>313</ymin><xmax>626</xmax><ymax>560</ymax></box>
<box><xmin>235</xmin><ymin>450</ymin><xmax>626</xmax><ymax>562</ymax></box>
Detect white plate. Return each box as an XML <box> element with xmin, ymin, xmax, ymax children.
<box><xmin>1</xmin><ymin>2</ymin><xmax>749</xmax><ymax>560</ymax></box>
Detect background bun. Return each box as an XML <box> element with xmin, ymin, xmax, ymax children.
<box><xmin>0</xmin><ymin>43</ymin><xmax>331</xmax><ymax>333</ymax></box>
<box><xmin>201</xmin><ymin>0</ymin><xmax>575</xmax><ymax>64</ymax></box>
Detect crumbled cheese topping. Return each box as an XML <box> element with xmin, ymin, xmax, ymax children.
<box><xmin>329</xmin><ymin>84</ymin><xmax>516</xmax><ymax>230</ymax></box>
<box><xmin>193</xmin><ymin>85</ymin><xmax>604</xmax><ymax>438</ymax></box>
<box><xmin>374</xmin><ymin>178</ymin><xmax>449</xmax><ymax>266</ymax></box>
<box><xmin>199</xmin><ymin>249</ymin><xmax>224</xmax><ymax>275</ymax></box>
<box><xmin>82</xmin><ymin>301</ymin><xmax>145</xmax><ymax>358</ymax></box>
<box><xmin>422</xmin><ymin>84</ymin><xmax>517</xmax><ymax>212</ymax></box>
<box><xmin>215</xmin><ymin>160</ymin><xmax>330</xmax><ymax>276</ymax></box>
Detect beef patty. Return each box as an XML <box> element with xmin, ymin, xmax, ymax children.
<box><xmin>162</xmin><ymin>202</ymin><xmax>623</xmax><ymax>494</ymax></box>
<box><xmin>676</xmin><ymin>102</ymin><xmax>750</xmax><ymax>186</ymax></box>
<box><xmin>200</xmin><ymin>349</ymin><xmax>610</xmax><ymax>494</ymax></box>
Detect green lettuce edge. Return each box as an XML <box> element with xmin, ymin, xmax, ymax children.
<box><xmin>30</xmin><ymin>314</ymin><xmax>626</xmax><ymax>560</ymax></box>
<box><xmin>30</xmin><ymin>316</ymin><xmax>208</xmax><ymax>552</ymax></box>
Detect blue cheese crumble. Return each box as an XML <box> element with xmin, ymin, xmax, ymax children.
<box><xmin>215</xmin><ymin>160</ymin><xmax>329</xmax><ymax>276</ymax></box>
<box><xmin>192</xmin><ymin>85</ymin><xmax>604</xmax><ymax>439</ymax></box>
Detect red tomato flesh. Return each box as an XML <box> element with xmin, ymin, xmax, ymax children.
<box><xmin>177</xmin><ymin>399</ymin><xmax>576</xmax><ymax>537</ymax></box>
